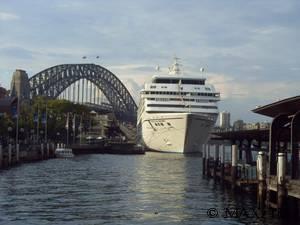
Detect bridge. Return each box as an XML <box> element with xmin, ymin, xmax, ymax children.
<box><xmin>28</xmin><ymin>63</ymin><xmax>137</xmax><ymax>124</ymax></box>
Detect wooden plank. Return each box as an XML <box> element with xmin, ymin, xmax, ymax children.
<box><xmin>287</xmin><ymin>179</ymin><xmax>300</xmax><ymax>199</ymax></box>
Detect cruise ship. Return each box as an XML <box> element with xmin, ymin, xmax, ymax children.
<box><xmin>137</xmin><ymin>58</ymin><xmax>220</xmax><ymax>153</ymax></box>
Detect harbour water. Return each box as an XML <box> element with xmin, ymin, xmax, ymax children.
<box><xmin>0</xmin><ymin>152</ymin><xmax>285</xmax><ymax>225</ymax></box>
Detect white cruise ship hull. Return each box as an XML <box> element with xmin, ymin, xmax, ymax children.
<box><xmin>137</xmin><ymin>112</ymin><xmax>215</xmax><ymax>153</ymax></box>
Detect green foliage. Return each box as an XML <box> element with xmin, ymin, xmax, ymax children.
<box><xmin>0</xmin><ymin>114</ymin><xmax>13</xmax><ymax>136</ymax></box>
<box><xmin>0</xmin><ymin>96</ymin><xmax>90</xmax><ymax>140</ymax></box>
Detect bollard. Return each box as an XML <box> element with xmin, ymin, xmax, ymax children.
<box><xmin>277</xmin><ymin>152</ymin><xmax>287</xmax><ymax>212</ymax></box>
<box><xmin>47</xmin><ymin>143</ymin><xmax>50</xmax><ymax>158</ymax></box>
<box><xmin>206</xmin><ymin>145</ymin><xmax>211</xmax><ymax>177</ymax></box>
<box><xmin>52</xmin><ymin>143</ymin><xmax>55</xmax><ymax>156</ymax></box>
<box><xmin>214</xmin><ymin>144</ymin><xmax>219</xmax><ymax>179</ymax></box>
<box><xmin>0</xmin><ymin>145</ymin><xmax>2</xmax><ymax>168</ymax></box>
<box><xmin>257</xmin><ymin>151</ymin><xmax>267</xmax><ymax>210</ymax></box>
<box><xmin>231</xmin><ymin>144</ymin><xmax>238</xmax><ymax>189</ymax></box>
<box><xmin>41</xmin><ymin>143</ymin><xmax>44</xmax><ymax>159</ymax></box>
<box><xmin>220</xmin><ymin>145</ymin><xmax>225</xmax><ymax>181</ymax></box>
<box><xmin>8</xmin><ymin>144</ymin><xmax>12</xmax><ymax>166</ymax></box>
<box><xmin>16</xmin><ymin>143</ymin><xmax>20</xmax><ymax>163</ymax></box>
<box><xmin>202</xmin><ymin>144</ymin><xmax>206</xmax><ymax>176</ymax></box>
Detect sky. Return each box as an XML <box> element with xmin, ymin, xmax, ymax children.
<box><xmin>0</xmin><ymin>0</ymin><xmax>300</xmax><ymax>123</ymax></box>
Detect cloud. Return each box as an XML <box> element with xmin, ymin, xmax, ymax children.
<box><xmin>0</xmin><ymin>46</ymin><xmax>35</xmax><ymax>59</ymax></box>
<box><xmin>0</xmin><ymin>12</ymin><xmax>19</xmax><ymax>21</ymax></box>
<box><xmin>206</xmin><ymin>72</ymin><xmax>299</xmax><ymax>102</ymax></box>
<box><xmin>0</xmin><ymin>0</ymin><xmax>300</xmax><ymax>122</ymax></box>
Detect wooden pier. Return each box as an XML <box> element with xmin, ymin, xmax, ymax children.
<box><xmin>205</xmin><ymin>95</ymin><xmax>300</xmax><ymax>218</ymax></box>
<box><xmin>0</xmin><ymin>143</ymin><xmax>56</xmax><ymax>169</ymax></box>
<box><xmin>71</xmin><ymin>140</ymin><xmax>145</xmax><ymax>155</ymax></box>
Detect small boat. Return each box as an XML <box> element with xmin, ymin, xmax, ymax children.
<box><xmin>55</xmin><ymin>148</ymin><xmax>74</xmax><ymax>158</ymax></box>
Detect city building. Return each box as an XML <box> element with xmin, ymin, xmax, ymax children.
<box><xmin>232</xmin><ymin>119</ymin><xmax>244</xmax><ymax>131</ymax></box>
<box><xmin>219</xmin><ymin>111</ymin><xmax>230</xmax><ymax>130</ymax></box>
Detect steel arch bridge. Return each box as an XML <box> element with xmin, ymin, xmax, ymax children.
<box><xmin>28</xmin><ymin>64</ymin><xmax>137</xmax><ymax>123</ymax></box>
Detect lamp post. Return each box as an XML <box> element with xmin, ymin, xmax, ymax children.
<box><xmin>56</xmin><ymin>132</ymin><xmax>60</xmax><ymax>144</ymax></box>
<box><xmin>30</xmin><ymin>129</ymin><xmax>34</xmax><ymax>144</ymax></box>
<box><xmin>40</xmin><ymin>130</ymin><xmax>44</xmax><ymax>143</ymax></box>
<box><xmin>20</xmin><ymin>128</ymin><xmax>24</xmax><ymax>143</ymax></box>
<box><xmin>7</xmin><ymin>127</ymin><xmax>12</xmax><ymax>144</ymax></box>
<box><xmin>15</xmin><ymin>96</ymin><xmax>20</xmax><ymax>146</ymax></box>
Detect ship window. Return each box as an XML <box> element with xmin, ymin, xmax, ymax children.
<box><xmin>167</xmin><ymin>122</ymin><xmax>171</xmax><ymax>126</ymax></box>
<box><xmin>147</xmin><ymin>104</ymin><xmax>217</xmax><ymax>109</ymax></box>
<box><xmin>181</xmin><ymin>79</ymin><xmax>205</xmax><ymax>85</ymax></box>
<box><xmin>154</xmin><ymin>78</ymin><xmax>180</xmax><ymax>84</ymax></box>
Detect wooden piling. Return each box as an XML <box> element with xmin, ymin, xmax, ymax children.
<box><xmin>41</xmin><ymin>143</ymin><xmax>44</xmax><ymax>159</ymax></box>
<box><xmin>16</xmin><ymin>144</ymin><xmax>20</xmax><ymax>163</ymax></box>
<box><xmin>206</xmin><ymin>145</ymin><xmax>211</xmax><ymax>177</ymax></box>
<box><xmin>8</xmin><ymin>144</ymin><xmax>12</xmax><ymax>166</ymax></box>
<box><xmin>220</xmin><ymin>144</ymin><xmax>225</xmax><ymax>181</ymax></box>
<box><xmin>214</xmin><ymin>144</ymin><xmax>219</xmax><ymax>179</ymax></box>
<box><xmin>277</xmin><ymin>152</ymin><xmax>287</xmax><ymax>211</ymax></box>
<box><xmin>0</xmin><ymin>145</ymin><xmax>2</xmax><ymax>168</ymax></box>
<box><xmin>202</xmin><ymin>144</ymin><xmax>206</xmax><ymax>176</ymax></box>
<box><xmin>47</xmin><ymin>143</ymin><xmax>50</xmax><ymax>158</ymax></box>
<box><xmin>257</xmin><ymin>151</ymin><xmax>267</xmax><ymax>209</ymax></box>
<box><xmin>231</xmin><ymin>144</ymin><xmax>238</xmax><ymax>189</ymax></box>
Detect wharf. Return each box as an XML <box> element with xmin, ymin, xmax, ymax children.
<box><xmin>204</xmin><ymin>95</ymin><xmax>300</xmax><ymax>218</ymax></box>
<box><xmin>71</xmin><ymin>141</ymin><xmax>145</xmax><ymax>155</ymax></box>
<box><xmin>0</xmin><ymin>143</ymin><xmax>56</xmax><ymax>169</ymax></box>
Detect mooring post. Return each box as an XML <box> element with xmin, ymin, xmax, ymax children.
<box><xmin>16</xmin><ymin>143</ymin><xmax>20</xmax><ymax>163</ymax></box>
<box><xmin>231</xmin><ymin>144</ymin><xmax>238</xmax><ymax>189</ymax></box>
<box><xmin>41</xmin><ymin>143</ymin><xmax>44</xmax><ymax>159</ymax></box>
<box><xmin>220</xmin><ymin>144</ymin><xmax>225</xmax><ymax>181</ymax></box>
<box><xmin>257</xmin><ymin>151</ymin><xmax>267</xmax><ymax>210</ymax></box>
<box><xmin>8</xmin><ymin>144</ymin><xmax>12</xmax><ymax>166</ymax></box>
<box><xmin>206</xmin><ymin>144</ymin><xmax>211</xmax><ymax>177</ymax></box>
<box><xmin>0</xmin><ymin>145</ymin><xmax>3</xmax><ymax>168</ymax></box>
<box><xmin>277</xmin><ymin>152</ymin><xmax>287</xmax><ymax>212</ymax></box>
<box><xmin>214</xmin><ymin>144</ymin><xmax>219</xmax><ymax>179</ymax></box>
<box><xmin>47</xmin><ymin>143</ymin><xmax>50</xmax><ymax>158</ymax></box>
<box><xmin>52</xmin><ymin>142</ymin><xmax>55</xmax><ymax>156</ymax></box>
<box><xmin>202</xmin><ymin>144</ymin><xmax>206</xmax><ymax>176</ymax></box>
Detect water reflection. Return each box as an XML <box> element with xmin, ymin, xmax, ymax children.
<box><xmin>0</xmin><ymin>152</ymin><xmax>289</xmax><ymax>225</ymax></box>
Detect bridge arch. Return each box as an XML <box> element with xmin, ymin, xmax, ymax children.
<box><xmin>29</xmin><ymin>64</ymin><xmax>137</xmax><ymax>123</ymax></box>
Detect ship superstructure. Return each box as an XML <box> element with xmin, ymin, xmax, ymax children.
<box><xmin>137</xmin><ymin>58</ymin><xmax>220</xmax><ymax>153</ymax></box>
